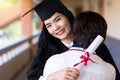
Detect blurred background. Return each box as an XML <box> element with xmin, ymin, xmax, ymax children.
<box><xmin>0</xmin><ymin>0</ymin><xmax>120</xmax><ymax>80</ymax></box>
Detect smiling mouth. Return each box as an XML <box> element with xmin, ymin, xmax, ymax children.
<box><xmin>56</xmin><ymin>29</ymin><xmax>65</xmax><ymax>36</ymax></box>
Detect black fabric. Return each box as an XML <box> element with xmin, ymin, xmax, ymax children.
<box><xmin>22</xmin><ymin>0</ymin><xmax>69</xmax><ymax>21</ymax></box>
<box><xmin>34</xmin><ymin>0</ymin><xmax>68</xmax><ymax>21</ymax></box>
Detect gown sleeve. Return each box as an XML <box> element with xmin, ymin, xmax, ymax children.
<box><xmin>27</xmin><ymin>42</ymin><xmax>58</xmax><ymax>80</ymax></box>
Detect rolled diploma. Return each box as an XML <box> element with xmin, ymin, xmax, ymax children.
<box><xmin>74</xmin><ymin>35</ymin><xmax>104</xmax><ymax>69</ymax></box>
<box><xmin>85</xmin><ymin>35</ymin><xmax>104</xmax><ymax>54</ymax></box>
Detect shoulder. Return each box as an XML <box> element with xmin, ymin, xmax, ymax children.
<box><xmin>41</xmin><ymin>41</ymin><xmax>58</xmax><ymax>56</ymax></box>
<box><xmin>45</xmin><ymin>54</ymin><xmax>60</xmax><ymax>63</ymax></box>
<box><xmin>47</xmin><ymin>54</ymin><xmax>61</xmax><ymax>62</ymax></box>
<box><xmin>45</xmin><ymin>53</ymin><xmax>66</xmax><ymax>65</ymax></box>
<box><xmin>91</xmin><ymin>54</ymin><xmax>116</xmax><ymax>77</ymax></box>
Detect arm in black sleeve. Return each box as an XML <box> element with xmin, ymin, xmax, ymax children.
<box><xmin>27</xmin><ymin>42</ymin><xmax>58</xmax><ymax>80</ymax></box>
<box><xmin>96</xmin><ymin>43</ymin><xmax>120</xmax><ymax>80</ymax></box>
<box><xmin>27</xmin><ymin>48</ymin><xmax>44</xmax><ymax>80</ymax></box>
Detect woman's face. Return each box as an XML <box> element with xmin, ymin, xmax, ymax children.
<box><xmin>44</xmin><ymin>12</ymin><xmax>71</xmax><ymax>41</ymax></box>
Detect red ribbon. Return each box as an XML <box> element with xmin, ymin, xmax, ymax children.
<box><xmin>74</xmin><ymin>52</ymin><xmax>96</xmax><ymax>67</ymax></box>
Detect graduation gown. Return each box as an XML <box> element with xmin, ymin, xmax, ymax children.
<box><xmin>40</xmin><ymin>47</ymin><xmax>116</xmax><ymax>80</ymax></box>
<box><xmin>27</xmin><ymin>42</ymin><xmax>120</xmax><ymax>80</ymax></box>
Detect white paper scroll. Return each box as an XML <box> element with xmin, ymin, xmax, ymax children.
<box><xmin>74</xmin><ymin>35</ymin><xmax>104</xmax><ymax>69</ymax></box>
<box><xmin>85</xmin><ymin>35</ymin><xmax>104</xmax><ymax>54</ymax></box>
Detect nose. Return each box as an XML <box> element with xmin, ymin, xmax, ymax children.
<box><xmin>53</xmin><ymin>24</ymin><xmax>60</xmax><ymax>31</ymax></box>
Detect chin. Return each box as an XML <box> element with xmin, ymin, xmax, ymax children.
<box><xmin>60</xmin><ymin>37</ymin><xmax>66</xmax><ymax>40</ymax></box>
<box><xmin>56</xmin><ymin>35</ymin><xmax>67</xmax><ymax>40</ymax></box>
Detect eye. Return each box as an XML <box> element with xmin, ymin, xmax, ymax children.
<box><xmin>46</xmin><ymin>24</ymin><xmax>51</xmax><ymax>28</ymax></box>
<box><xmin>55</xmin><ymin>17</ymin><xmax>61</xmax><ymax>22</ymax></box>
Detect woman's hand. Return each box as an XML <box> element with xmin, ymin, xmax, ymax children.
<box><xmin>47</xmin><ymin>67</ymin><xmax>80</xmax><ymax>80</ymax></box>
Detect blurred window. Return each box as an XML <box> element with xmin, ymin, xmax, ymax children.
<box><xmin>0</xmin><ymin>20</ymin><xmax>21</xmax><ymax>46</ymax></box>
<box><xmin>32</xmin><ymin>11</ymin><xmax>40</xmax><ymax>31</ymax></box>
<box><xmin>0</xmin><ymin>0</ymin><xmax>20</xmax><ymax>12</ymax></box>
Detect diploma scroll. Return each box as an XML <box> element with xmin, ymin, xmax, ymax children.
<box><xmin>74</xmin><ymin>35</ymin><xmax>104</xmax><ymax>69</ymax></box>
<box><xmin>85</xmin><ymin>35</ymin><xmax>104</xmax><ymax>54</ymax></box>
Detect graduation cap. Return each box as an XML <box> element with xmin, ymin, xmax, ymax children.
<box><xmin>22</xmin><ymin>0</ymin><xmax>69</xmax><ymax>21</ymax></box>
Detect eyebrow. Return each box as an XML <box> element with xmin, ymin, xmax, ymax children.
<box><xmin>54</xmin><ymin>15</ymin><xmax>61</xmax><ymax>21</ymax></box>
<box><xmin>45</xmin><ymin>23</ymin><xmax>50</xmax><ymax>27</ymax></box>
<box><xmin>45</xmin><ymin>15</ymin><xmax>61</xmax><ymax>26</ymax></box>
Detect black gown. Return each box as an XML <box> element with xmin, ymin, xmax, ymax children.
<box><xmin>27</xmin><ymin>41</ymin><xmax>120</xmax><ymax>80</ymax></box>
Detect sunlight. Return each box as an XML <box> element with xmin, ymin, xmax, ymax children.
<box><xmin>0</xmin><ymin>0</ymin><xmax>3</xmax><ymax>3</ymax></box>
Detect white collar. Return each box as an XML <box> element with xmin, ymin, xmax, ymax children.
<box><xmin>61</xmin><ymin>41</ymin><xmax>73</xmax><ymax>48</ymax></box>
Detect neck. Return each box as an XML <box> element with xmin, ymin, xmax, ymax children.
<box><xmin>61</xmin><ymin>35</ymin><xmax>73</xmax><ymax>44</ymax></box>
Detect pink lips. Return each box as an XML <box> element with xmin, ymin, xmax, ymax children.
<box><xmin>56</xmin><ymin>29</ymin><xmax>65</xmax><ymax>36</ymax></box>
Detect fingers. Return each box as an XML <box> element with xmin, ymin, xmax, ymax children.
<box><xmin>64</xmin><ymin>67</ymin><xmax>80</xmax><ymax>80</ymax></box>
<box><xmin>47</xmin><ymin>67</ymin><xmax>80</xmax><ymax>80</ymax></box>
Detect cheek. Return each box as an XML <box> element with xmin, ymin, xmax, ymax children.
<box><xmin>65</xmin><ymin>23</ymin><xmax>71</xmax><ymax>33</ymax></box>
<box><xmin>62</xmin><ymin>19</ymin><xmax>71</xmax><ymax>31</ymax></box>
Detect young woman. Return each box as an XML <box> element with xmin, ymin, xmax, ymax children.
<box><xmin>22</xmin><ymin>0</ymin><xmax>120</xmax><ymax>80</ymax></box>
<box><xmin>41</xmin><ymin>11</ymin><xmax>116</xmax><ymax>80</ymax></box>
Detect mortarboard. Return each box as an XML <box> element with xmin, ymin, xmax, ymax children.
<box><xmin>22</xmin><ymin>0</ymin><xmax>68</xmax><ymax>21</ymax></box>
